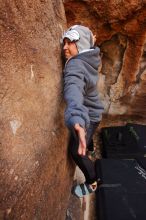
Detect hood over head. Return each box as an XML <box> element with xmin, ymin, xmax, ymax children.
<box><xmin>63</xmin><ymin>25</ymin><xmax>94</xmax><ymax>53</ymax></box>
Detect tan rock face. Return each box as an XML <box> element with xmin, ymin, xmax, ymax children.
<box><xmin>64</xmin><ymin>0</ymin><xmax>146</xmax><ymax>125</ymax></box>
<box><xmin>0</xmin><ymin>1</ymin><xmax>74</xmax><ymax>219</ymax></box>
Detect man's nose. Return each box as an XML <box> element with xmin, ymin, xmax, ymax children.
<box><xmin>63</xmin><ymin>43</ymin><xmax>68</xmax><ymax>50</ymax></box>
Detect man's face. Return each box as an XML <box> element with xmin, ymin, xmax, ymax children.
<box><xmin>63</xmin><ymin>38</ymin><xmax>78</xmax><ymax>60</ymax></box>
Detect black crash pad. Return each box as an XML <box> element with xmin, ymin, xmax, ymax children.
<box><xmin>100</xmin><ymin>123</ymin><xmax>146</xmax><ymax>159</ymax></box>
<box><xmin>95</xmin><ymin>158</ymin><xmax>146</xmax><ymax>220</ymax></box>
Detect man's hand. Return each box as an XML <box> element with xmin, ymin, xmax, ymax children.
<box><xmin>74</xmin><ymin>123</ymin><xmax>86</xmax><ymax>156</ymax></box>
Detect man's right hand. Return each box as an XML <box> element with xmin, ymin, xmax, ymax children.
<box><xmin>74</xmin><ymin>123</ymin><xmax>86</xmax><ymax>156</ymax></box>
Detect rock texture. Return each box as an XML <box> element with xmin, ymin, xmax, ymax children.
<box><xmin>0</xmin><ymin>1</ymin><xmax>74</xmax><ymax>219</ymax></box>
<box><xmin>64</xmin><ymin>0</ymin><xmax>146</xmax><ymax>125</ymax></box>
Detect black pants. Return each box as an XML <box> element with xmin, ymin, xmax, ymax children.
<box><xmin>68</xmin><ymin>122</ymin><xmax>99</xmax><ymax>184</ymax></box>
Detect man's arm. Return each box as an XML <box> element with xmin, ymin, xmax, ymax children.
<box><xmin>64</xmin><ymin>60</ymin><xmax>90</xmax><ymax>155</ymax></box>
<box><xmin>64</xmin><ymin>60</ymin><xmax>90</xmax><ymax>130</ymax></box>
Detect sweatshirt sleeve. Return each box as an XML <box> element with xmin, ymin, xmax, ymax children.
<box><xmin>63</xmin><ymin>59</ymin><xmax>90</xmax><ymax>130</ymax></box>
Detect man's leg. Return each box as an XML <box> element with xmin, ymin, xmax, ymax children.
<box><xmin>68</xmin><ymin>122</ymin><xmax>99</xmax><ymax>184</ymax></box>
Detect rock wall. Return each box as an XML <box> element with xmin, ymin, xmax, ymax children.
<box><xmin>64</xmin><ymin>0</ymin><xmax>146</xmax><ymax>125</ymax></box>
<box><xmin>0</xmin><ymin>1</ymin><xmax>74</xmax><ymax>219</ymax></box>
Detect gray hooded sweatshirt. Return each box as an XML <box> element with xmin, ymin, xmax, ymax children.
<box><xmin>63</xmin><ymin>47</ymin><xmax>104</xmax><ymax>130</ymax></box>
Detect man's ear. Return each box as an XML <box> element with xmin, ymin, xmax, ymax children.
<box><xmin>93</xmin><ymin>35</ymin><xmax>97</xmax><ymax>45</ymax></box>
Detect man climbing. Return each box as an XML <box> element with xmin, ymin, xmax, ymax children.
<box><xmin>62</xmin><ymin>25</ymin><xmax>104</xmax><ymax>197</ymax></box>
